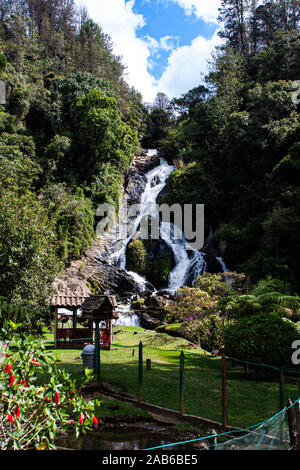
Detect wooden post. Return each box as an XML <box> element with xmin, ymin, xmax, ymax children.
<box><xmin>279</xmin><ymin>371</ymin><xmax>285</xmax><ymax>442</ymax></box>
<box><xmin>287</xmin><ymin>398</ymin><xmax>297</xmax><ymax>449</ymax></box>
<box><xmin>138</xmin><ymin>341</ymin><xmax>143</xmax><ymax>402</ymax></box>
<box><xmin>73</xmin><ymin>308</ymin><xmax>77</xmax><ymax>330</ymax></box>
<box><xmin>54</xmin><ymin>307</ymin><xmax>58</xmax><ymax>349</ymax></box>
<box><xmin>279</xmin><ymin>371</ymin><xmax>285</xmax><ymax>411</ymax></box>
<box><xmin>209</xmin><ymin>429</ymin><xmax>217</xmax><ymax>450</ymax></box>
<box><xmin>222</xmin><ymin>353</ymin><xmax>228</xmax><ymax>428</ymax></box>
<box><xmin>109</xmin><ymin>319</ymin><xmax>112</xmax><ymax>351</ymax></box>
<box><xmin>180</xmin><ymin>351</ymin><xmax>184</xmax><ymax>415</ymax></box>
<box><xmin>294</xmin><ymin>400</ymin><xmax>300</xmax><ymax>450</ymax></box>
<box><xmin>95</xmin><ymin>320</ymin><xmax>101</xmax><ymax>386</ymax></box>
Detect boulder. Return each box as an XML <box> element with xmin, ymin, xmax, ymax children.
<box><xmin>138</xmin><ymin>311</ymin><xmax>161</xmax><ymax>330</ymax></box>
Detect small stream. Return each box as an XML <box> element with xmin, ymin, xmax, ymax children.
<box><xmin>56</xmin><ymin>428</ymin><xmax>205</xmax><ymax>451</ymax></box>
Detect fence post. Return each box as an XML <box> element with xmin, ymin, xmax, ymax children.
<box><xmin>94</xmin><ymin>320</ymin><xmax>101</xmax><ymax>386</ymax></box>
<box><xmin>209</xmin><ymin>429</ymin><xmax>217</xmax><ymax>450</ymax></box>
<box><xmin>287</xmin><ymin>398</ymin><xmax>296</xmax><ymax>449</ymax></box>
<box><xmin>138</xmin><ymin>341</ymin><xmax>143</xmax><ymax>402</ymax></box>
<box><xmin>294</xmin><ymin>400</ymin><xmax>300</xmax><ymax>450</ymax></box>
<box><xmin>279</xmin><ymin>371</ymin><xmax>285</xmax><ymax>442</ymax></box>
<box><xmin>279</xmin><ymin>371</ymin><xmax>285</xmax><ymax>411</ymax></box>
<box><xmin>222</xmin><ymin>353</ymin><xmax>228</xmax><ymax>428</ymax></box>
<box><xmin>180</xmin><ymin>351</ymin><xmax>184</xmax><ymax>414</ymax></box>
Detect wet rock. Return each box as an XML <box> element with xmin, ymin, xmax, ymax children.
<box><xmin>151</xmin><ymin>174</ymin><xmax>161</xmax><ymax>187</ymax></box>
<box><xmin>145</xmin><ymin>296</ymin><xmax>167</xmax><ymax>308</ymax></box>
<box><xmin>125</xmin><ymin>170</ymin><xmax>147</xmax><ymax>205</ymax></box>
<box><xmin>157</xmin><ymin>186</ymin><xmax>169</xmax><ymax>205</ymax></box>
<box><xmin>155</xmin><ymin>290</ymin><xmax>174</xmax><ymax>299</ymax></box>
<box><xmin>204</xmin><ymin>254</ymin><xmax>223</xmax><ymax>274</ymax></box>
<box><xmin>138</xmin><ymin>311</ymin><xmax>161</xmax><ymax>330</ymax></box>
<box><xmin>140</xmin><ymin>289</ymin><xmax>152</xmax><ymax>299</ymax></box>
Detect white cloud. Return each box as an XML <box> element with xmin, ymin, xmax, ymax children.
<box><xmin>76</xmin><ymin>1</ymin><xmax>222</xmax><ymax>101</ymax></box>
<box><xmin>144</xmin><ymin>35</ymin><xmax>179</xmax><ymax>52</ymax></box>
<box><xmin>156</xmin><ymin>31</ymin><xmax>223</xmax><ymax>98</ymax></box>
<box><xmin>77</xmin><ymin>0</ymin><xmax>158</xmax><ymax>101</ymax></box>
<box><xmin>170</xmin><ymin>0</ymin><xmax>221</xmax><ymax>23</ymax></box>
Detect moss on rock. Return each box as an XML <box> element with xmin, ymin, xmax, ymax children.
<box><xmin>126</xmin><ymin>239</ymin><xmax>149</xmax><ymax>277</ymax></box>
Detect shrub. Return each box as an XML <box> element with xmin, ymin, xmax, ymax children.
<box><xmin>166</xmin><ymin>287</ymin><xmax>214</xmax><ymax>322</ymax></box>
<box><xmin>224</xmin><ymin>313</ymin><xmax>300</xmax><ymax>368</ymax></box>
<box><xmin>126</xmin><ymin>239</ymin><xmax>148</xmax><ymax>277</ymax></box>
<box><xmin>0</xmin><ymin>321</ymin><xmax>100</xmax><ymax>450</ymax></box>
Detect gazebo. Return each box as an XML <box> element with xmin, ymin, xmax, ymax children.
<box><xmin>50</xmin><ymin>292</ymin><xmax>119</xmax><ymax>350</ymax></box>
<box><xmin>81</xmin><ymin>295</ymin><xmax>119</xmax><ymax>351</ymax></box>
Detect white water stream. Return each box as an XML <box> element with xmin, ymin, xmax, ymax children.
<box><xmin>110</xmin><ymin>151</ymin><xmax>208</xmax><ymax>295</ymax></box>
<box><xmin>108</xmin><ymin>150</ymin><xmax>229</xmax><ymax>326</ymax></box>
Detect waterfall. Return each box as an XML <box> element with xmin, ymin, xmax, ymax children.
<box><xmin>216</xmin><ymin>257</ymin><xmax>229</xmax><ymax>273</ymax></box>
<box><xmin>110</xmin><ymin>151</ymin><xmax>174</xmax><ymax>272</ymax></box>
<box><xmin>113</xmin><ymin>303</ymin><xmax>141</xmax><ymax>327</ymax></box>
<box><xmin>216</xmin><ymin>257</ymin><xmax>231</xmax><ymax>285</ymax></box>
<box><xmin>126</xmin><ymin>271</ymin><xmax>147</xmax><ymax>293</ymax></box>
<box><xmin>109</xmin><ymin>150</ymin><xmax>207</xmax><ymax>294</ymax></box>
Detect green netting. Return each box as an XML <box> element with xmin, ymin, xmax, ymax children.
<box><xmin>142</xmin><ymin>399</ymin><xmax>298</xmax><ymax>451</ymax></box>
<box><xmin>215</xmin><ymin>407</ymin><xmax>290</xmax><ymax>450</ymax></box>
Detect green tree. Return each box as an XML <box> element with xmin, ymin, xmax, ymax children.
<box><xmin>0</xmin><ymin>188</ymin><xmax>61</xmax><ymax>317</ymax></box>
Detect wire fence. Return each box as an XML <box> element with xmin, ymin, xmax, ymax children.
<box><xmin>45</xmin><ymin>335</ymin><xmax>300</xmax><ymax>445</ymax></box>
<box><xmin>97</xmin><ymin>341</ymin><xmax>300</xmax><ymax>431</ymax></box>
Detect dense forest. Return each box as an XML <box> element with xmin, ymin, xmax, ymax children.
<box><xmin>0</xmin><ymin>0</ymin><xmax>147</xmax><ymax>328</ymax></box>
<box><xmin>144</xmin><ymin>0</ymin><xmax>300</xmax><ymax>291</ymax></box>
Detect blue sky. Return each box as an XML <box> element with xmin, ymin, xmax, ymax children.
<box><xmin>133</xmin><ymin>0</ymin><xmax>219</xmax><ymax>79</ymax></box>
<box><xmin>77</xmin><ymin>0</ymin><xmax>223</xmax><ymax>102</ymax></box>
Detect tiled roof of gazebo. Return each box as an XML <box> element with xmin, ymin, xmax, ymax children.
<box><xmin>50</xmin><ymin>291</ymin><xmax>88</xmax><ymax>308</ymax></box>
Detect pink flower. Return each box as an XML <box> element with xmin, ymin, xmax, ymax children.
<box><xmin>5</xmin><ymin>363</ymin><xmax>12</xmax><ymax>374</ymax></box>
<box><xmin>79</xmin><ymin>414</ymin><xmax>84</xmax><ymax>424</ymax></box>
<box><xmin>8</xmin><ymin>414</ymin><xmax>14</xmax><ymax>423</ymax></box>
<box><xmin>15</xmin><ymin>405</ymin><xmax>20</xmax><ymax>418</ymax></box>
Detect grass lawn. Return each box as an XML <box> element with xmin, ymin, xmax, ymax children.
<box><xmin>46</xmin><ymin>326</ymin><xmax>300</xmax><ymax>429</ymax></box>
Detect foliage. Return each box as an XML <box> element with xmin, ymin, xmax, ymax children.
<box><xmin>183</xmin><ymin>309</ymin><xmax>230</xmax><ymax>354</ymax></box>
<box><xmin>193</xmin><ymin>272</ymin><xmax>245</xmax><ymax>298</ymax></box>
<box><xmin>0</xmin><ymin>188</ymin><xmax>61</xmax><ymax>316</ymax></box>
<box><xmin>163</xmin><ymin>24</ymin><xmax>300</xmax><ymax>289</ymax></box>
<box><xmin>0</xmin><ymin>1</ymin><xmax>146</xmax><ymax>318</ymax></box>
<box><xmin>224</xmin><ymin>312</ymin><xmax>300</xmax><ymax>367</ymax></box>
<box><xmin>41</xmin><ymin>185</ymin><xmax>94</xmax><ymax>261</ymax></box>
<box><xmin>166</xmin><ymin>287</ymin><xmax>216</xmax><ymax>323</ymax></box>
<box><xmin>69</xmin><ymin>90</ymin><xmax>139</xmax><ymax>179</ymax></box>
<box><xmin>142</xmin><ymin>107</ymin><xmax>174</xmax><ymax>149</ymax></box>
<box><xmin>126</xmin><ymin>239</ymin><xmax>149</xmax><ymax>277</ymax></box>
<box><xmin>0</xmin><ymin>321</ymin><xmax>99</xmax><ymax>450</ymax></box>
<box><xmin>218</xmin><ymin>278</ymin><xmax>300</xmax><ymax>319</ymax></box>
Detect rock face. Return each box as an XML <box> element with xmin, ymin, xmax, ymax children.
<box><xmin>126</xmin><ymin>237</ymin><xmax>175</xmax><ymax>288</ymax></box>
<box><xmin>124</xmin><ymin>153</ymin><xmax>160</xmax><ymax>205</ymax></box>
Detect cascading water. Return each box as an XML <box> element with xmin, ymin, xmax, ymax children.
<box><xmin>216</xmin><ymin>257</ymin><xmax>231</xmax><ymax>285</ymax></box>
<box><xmin>109</xmin><ymin>150</ymin><xmax>207</xmax><ymax>296</ymax></box>
<box><xmin>113</xmin><ymin>303</ymin><xmax>140</xmax><ymax>327</ymax></box>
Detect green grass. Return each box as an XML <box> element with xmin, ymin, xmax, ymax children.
<box><xmin>47</xmin><ymin>326</ymin><xmax>300</xmax><ymax>429</ymax></box>
<box><xmin>93</xmin><ymin>396</ymin><xmax>149</xmax><ymax>419</ymax></box>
